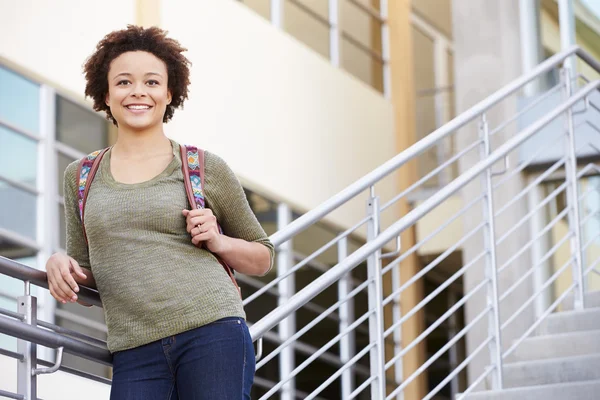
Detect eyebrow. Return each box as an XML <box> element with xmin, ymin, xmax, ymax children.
<box><xmin>112</xmin><ymin>72</ymin><xmax>163</xmax><ymax>81</ymax></box>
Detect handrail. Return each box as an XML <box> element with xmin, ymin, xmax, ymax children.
<box><xmin>250</xmin><ymin>78</ymin><xmax>600</xmax><ymax>340</ymax></box>
<box><xmin>270</xmin><ymin>45</ymin><xmax>583</xmax><ymax>247</ymax></box>
<box><xmin>0</xmin><ymin>256</ymin><xmax>102</xmax><ymax>307</ymax></box>
<box><xmin>0</xmin><ymin>314</ymin><xmax>112</xmax><ymax>365</ymax></box>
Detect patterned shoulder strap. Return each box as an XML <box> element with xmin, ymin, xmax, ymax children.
<box><xmin>179</xmin><ymin>144</ymin><xmax>241</xmax><ymax>297</ymax></box>
<box><xmin>77</xmin><ymin>148</ymin><xmax>110</xmax><ymax>243</ymax></box>
<box><xmin>180</xmin><ymin>145</ymin><xmax>206</xmax><ymax>209</ymax></box>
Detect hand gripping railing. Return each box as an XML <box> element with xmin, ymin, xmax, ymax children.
<box><xmin>247</xmin><ymin>45</ymin><xmax>600</xmax><ymax>399</ymax></box>
<box><xmin>0</xmin><ymin>256</ymin><xmax>109</xmax><ymax>400</ymax></box>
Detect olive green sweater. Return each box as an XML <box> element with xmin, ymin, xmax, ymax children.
<box><xmin>64</xmin><ymin>140</ymin><xmax>273</xmax><ymax>353</ymax></box>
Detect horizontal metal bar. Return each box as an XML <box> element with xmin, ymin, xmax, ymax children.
<box><xmin>0</xmin><ymin>389</ymin><xmax>23</xmax><ymax>400</ymax></box>
<box><xmin>489</xmin><ymin>81</ymin><xmax>565</xmax><ymax>137</ymax></box>
<box><xmin>387</xmin><ymin>305</ymin><xmax>492</xmax><ymax>399</ymax></box>
<box><xmin>256</xmin><ymin>278</ymin><xmax>371</xmax><ymax>369</ymax></box>
<box><xmin>38</xmin><ymin>318</ymin><xmax>107</xmax><ymax>347</ymax></box>
<box><xmin>381</xmin><ymin>140</ymin><xmax>482</xmax><ymax>213</ymax></box>
<box><xmin>287</xmin><ymin>0</ymin><xmax>331</xmax><ymax>27</ymax></box>
<box><xmin>0</xmin><ymin>117</ymin><xmax>42</xmax><ymax>141</ymax></box>
<box><xmin>251</xmin><ymin>78</ymin><xmax>600</xmax><ymax>341</ymax></box>
<box><xmin>495</xmin><ymin>156</ymin><xmax>566</xmax><ymax>217</ymax></box>
<box><xmin>585</xmin><ymin>255</ymin><xmax>600</xmax><ymax>276</ymax></box>
<box><xmin>0</xmin><ymin>174</ymin><xmax>38</xmax><ymax>195</ymax></box>
<box><xmin>244</xmin><ymin>220</ymin><xmax>366</xmax><ymax>305</ymax></box>
<box><xmin>305</xmin><ymin>342</ymin><xmax>376</xmax><ymax>400</ymax></box>
<box><xmin>382</xmin><ymin>222</ymin><xmax>486</xmax><ymax>305</ymax></box>
<box><xmin>0</xmin><ymin>314</ymin><xmax>112</xmax><ymax>365</ymax></box>
<box><xmin>496</xmin><ymin>181</ymin><xmax>568</xmax><ymax>246</ymax></box>
<box><xmin>0</xmin><ymin>307</ymin><xmax>24</xmax><ymax>321</ymax></box>
<box><xmin>421</xmin><ymin>336</ymin><xmax>492</xmax><ymax>400</ymax></box>
<box><xmin>384</xmin><ymin>278</ymin><xmax>488</xmax><ymax>370</ymax></box>
<box><xmin>383</xmin><ymin>251</ymin><xmax>486</xmax><ymax>339</ymax></box>
<box><xmin>502</xmin><ymin>284</ymin><xmax>575</xmax><ymax>360</ymax></box>
<box><xmin>500</xmin><ymin>230</ymin><xmax>572</xmax><ymax>303</ymax></box>
<box><xmin>258</xmin><ymin>310</ymin><xmax>373</xmax><ymax>399</ymax></box>
<box><xmin>382</xmin><ymin>194</ymin><xmax>484</xmax><ymax>276</ymax></box>
<box><xmin>349</xmin><ymin>375</ymin><xmax>376</xmax><ymax>399</ymax></box>
<box><xmin>0</xmin><ymin>256</ymin><xmax>102</xmax><ymax>307</ymax></box>
<box><xmin>498</xmin><ymin>206</ymin><xmax>570</xmax><ymax>274</ymax></box>
<box><xmin>294</xmin><ymin>251</ymin><xmax>365</xmax><ymax>288</ymax></box>
<box><xmin>456</xmin><ymin>366</ymin><xmax>495</xmax><ymax>400</ymax></box>
<box><xmin>269</xmin><ymin>46</ymin><xmax>583</xmax><ymax>248</ymax></box>
<box><xmin>501</xmin><ymin>256</ymin><xmax>573</xmax><ymax>331</ymax></box>
<box><xmin>341</xmin><ymin>31</ymin><xmax>385</xmax><ymax>63</ymax></box>
<box><xmin>347</xmin><ymin>0</ymin><xmax>384</xmax><ymax>22</ymax></box>
<box><xmin>0</xmin><ymin>347</ymin><xmax>24</xmax><ymax>361</ymax></box>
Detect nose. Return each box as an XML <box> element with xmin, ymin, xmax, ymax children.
<box><xmin>129</xmin><ymin>82</ymin><xmax>147</xmax><ymax>98</ymax></box>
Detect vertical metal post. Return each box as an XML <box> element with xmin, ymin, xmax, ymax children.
<box><xmin>367</xmin><ymin>186</ymin><xmax>386</xmax><ymax>399</ymax></box>
<box><xmin>380</xmin><ymin>0</ymin><xmax>391</xmax><ymax>98</ymax></box>
<box><xmin>17</xmin><ymin>295</ymin><xmax>37</xmax><ymax>400</ymax></box>
<box><xmin>558</xmin><ymin>0</ymin><xmax>577</xmax><ymax>73</ymax></box>
<box><xmin>328</xmin><ymin>0</ymin><xmax>341</xmax><ymax>67</ymax></box>
<box><xmin>270</xmin><ymin>0</ymin><xmax>284</xmax><ymax>29</ymax></box>
<box><xmin>338</xmin><ymin>236</ymin><xmax>355</xmax><ymax>399</ymax></box>
<box><xmin>519</xmin><ymin>0</ymin><xmax>543</xmax><ymax>96</ymax></box>
<box><xmin>447</xmin><ymin>290</ymin><xmax>459</xmax><ymax>398</ymax></box>
<box><xmin>38</xmin><ymin>85</ymin><xmax>58</xmax><ymax>362</ymax></box>
<box><xmin>478</xmin><ymin>114</ymin><xmax>504</xmax><ymax>389</ymax></box>
<box><xmin>527</xmin><ymin>179</ymin><xmax>553</xmax><ymax>319</ymax></box>
<box><xmin>277</xmin><ymin>203</ymin><xmax>295</xmax><ymax>400</ymax></box>
<box><xmin>561</xmin><ymin>68</ymin><xmax>586</xmax><ymax>309</ymax></box>
<box><xmin>433</xmin><ymin>38</ymin><xmax>451</xmax><ymax>186</ymax></box>
<box><xmin>391</xmin><ymin>249</ymin><xmax>403</xmax><ymax>399</ymax></box>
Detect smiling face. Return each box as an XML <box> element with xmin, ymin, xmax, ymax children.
<box><xmin>105</xmin><ymin>51</ymin><xmax>172</xmax><ymax>131</ymax></box>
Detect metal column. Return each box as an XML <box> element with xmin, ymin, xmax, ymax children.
<box><xmin>478</xmin><ymin>115</ymin><xmax>504</xmax><ymax>389</ymax></box>
<box><xmin>338</xmin><ymin>237</ymin><xmax>355</xmax><ymax>399</ymax></box>
<box><xmin>561</xmin><ymin>68</ymin><xmax>586</xmax><ymax>310</ymax></box>
<box><xmin>558</xmin><ymin>0</ymin><xmax>577</xmax><ymax>72</ymax></box>
<box><xmin>366</xmin><ymin>187</ymin><xmax>386</xmax><ymax>399</ymax></box>
<box><xmin>519</xmin><ymin>0</ymin><xmax>543</xmax><ymax>96</ymax></box>
<box><xmin>17</xmin><ymin>294</ymin><xmax>37</xmax><ymax>400</ymax></box>
<box><xmin>328</xmin><ymin>0</ymin><xmax>341</xmax><ymax>67</ymax></box>
<box><xmin>277</xmin><ymin>203</ymin><xmax>296</xmax><ymax>400</ymax></box>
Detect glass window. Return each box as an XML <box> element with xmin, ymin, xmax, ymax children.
<box><xmin>0</xmin><ymin>66</ymin><xmax>40</xmax><ymax>135</ymax></box>
<box><xmin>56</xmin><ymin>96</ymin><xmax>108</xmax><ymax>154</ymax></box>
<box><xmin>0</xmin><ymin>183</ymin><xmax>37</xmax><ymax>239</ymax></box>
<box><xmin>0</xmin><ymin>125</ymin><xmax>37</xmax><ymax>187</ymax></box>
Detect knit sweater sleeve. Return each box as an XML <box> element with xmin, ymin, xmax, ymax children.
<box><xmin>203</xmin><ymin>151</ymin><xmax>274</xmax><ymax>274</ymax></box>
<box><xmin>63</xmin><ymin>160</ymin><xmax>91</xmax><ymax>269</ymax></box>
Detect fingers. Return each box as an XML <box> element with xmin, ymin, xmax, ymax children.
<box><xmin>182</xmin><ymin>208</ymin><xmax>213</xmax><ymax>219</ymax></box>
<box><xmin>46</xmin><ymin>254</ymin><xmax>79</xmax><ymax>304</ymax></box>
<box><xmin>191</xmin><ymin>232</ymin><xmax>213</xmax><ymax>246</ymax></box>
<box><xmin>70</xmin><ymin>259</ymin><xmax>87</xmax><ymax>279</ymax></box>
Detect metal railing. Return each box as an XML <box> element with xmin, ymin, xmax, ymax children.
<box><xmin>2</xmin><ymin>45</ymin><xmax>600</xmax><ymax>399</ymax></box>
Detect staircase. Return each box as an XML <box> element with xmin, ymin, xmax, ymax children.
<box><xmin>3</xmin><ymin>45</ymin><xmax>600</xmax><ymax>400</ymax></box>
<box><xmin>462</xmin><ymin>291</ymin><xmax>600</xmax><ymax>399</ymax></box>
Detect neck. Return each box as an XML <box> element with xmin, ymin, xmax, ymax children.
<box><xmin>113</xmin><ymin>125</ymin><xmax>171</xmax><ymax>157</ymax></box>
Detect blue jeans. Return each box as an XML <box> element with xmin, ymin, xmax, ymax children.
<box><xmin>110</xmin><ymin>317</ymin><xmax>255</xmax><ymax>400</ymax></box>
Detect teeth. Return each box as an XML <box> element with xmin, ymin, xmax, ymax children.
<box><xmin>127</xmin><ymin>105</ymin><xmax>150</xmax><ymax>110</ymax></box>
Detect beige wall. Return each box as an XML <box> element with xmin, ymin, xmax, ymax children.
<box><xmin>160</xmin><ymin>0</ymin><xmax>400</xmax><ymax>233</ymax></box>
<box><xmin>0</xmin><ymin>355</ymin><xmax>111</xmax><ymax>400</ymax></box>
<box><xmin>412</xmin><ymin>0</ymin><xmax>453</xmax><ymax>38</ymax></box>
<box><xmin>0</xmin><ymin>0</ymin><xmax>136</xmax><ymax>98</ymax></box>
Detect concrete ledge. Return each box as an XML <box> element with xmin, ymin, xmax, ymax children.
<box><xmin>507</xmin><ymin>329</ymin><xmax>600</xmax><ymax>362</ymax></box>
<box><xmin>538</xmin><ymin>308</ymin><xmax>600</xmax><ymax>335</ymax></box>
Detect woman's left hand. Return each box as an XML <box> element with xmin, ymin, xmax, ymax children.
<box><xmin>182</xmin><ymin>209</ymin><xmax>227</xmax><ymax>253</ymax></box>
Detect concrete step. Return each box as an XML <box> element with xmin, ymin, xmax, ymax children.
<box><xmin>562</xmin><ymin>290</ymin><xmax>600</xmax><ymax>310</ymax></box>
<box><xmin>501</xmin><ymin>353</ymin><xmax>600</xmax><ymax>388</ymax></box>
<box><xmin>507</xmin><ymin>329</ymin><xmax>600</xmax><ymax>362</ymax></box>
<box><xmin>460</xmin><ymin>379</ymin><xmax>600</xmax><ymax>400</ymax></box>
<box><xmin>537</xmin><ymin>307</ymin><xmax>600</xmax><ymax>335</ymax></box>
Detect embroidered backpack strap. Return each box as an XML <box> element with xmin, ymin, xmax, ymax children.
<box><xmin>77</xmin><ymin>148</ymin><xmax>110</xmax><ymax>244</ymax></box>
<box><xmin>180</xmin><ymin>145</ymin><xmax>241</xmax><ymax>297</ymax></box>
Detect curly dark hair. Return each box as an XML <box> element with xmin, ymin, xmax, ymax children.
<box><xmin>83</xmin><ymin>25</ymin><xmax>191</xmax><ymax>125</ymax></box>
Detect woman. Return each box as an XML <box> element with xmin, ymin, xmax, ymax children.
<box><xmin>45</xmin><ymin>25</ymin><xmax>273</xmax><ymax>400</ymax></box>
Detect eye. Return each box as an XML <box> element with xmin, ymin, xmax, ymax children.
<box><xmin>117</xmin><ymin>80</ymin><xmax>130</xmax><ymax>86</ymax></box>
<box><xmin>147</xmin><ymin>80</ymin><xmax>160</xmax><ymax>86</ymax></box>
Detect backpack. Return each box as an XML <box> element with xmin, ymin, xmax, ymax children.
<box><xmin>76</xmin><ymin>144</ymin><xmax>241</xmax><ymax>297</ymax></box>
